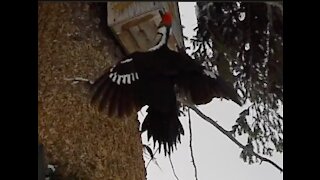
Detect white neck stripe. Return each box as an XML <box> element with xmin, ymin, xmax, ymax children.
<box><xmin>148</xmin><ymin>26</ymin><xmax>169</xmax><ymax>51</ymax></box>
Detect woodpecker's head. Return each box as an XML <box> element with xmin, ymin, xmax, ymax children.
<box><xmin>149</xmin><ymin>10</ymin><xmax>173</xmax><ymax>51</ymax></box>
<box><xmin>158</xmin><ymin>11</ymin><xmax>173</xmax><ymax>28</ymax></box>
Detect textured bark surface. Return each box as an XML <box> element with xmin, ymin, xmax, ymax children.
<box><xmin>38</xmin><ymin>2</ymin><xmax>146</xmax><ymax>180</ymax></box>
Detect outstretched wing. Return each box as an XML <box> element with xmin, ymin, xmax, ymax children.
<box><xmin>172</xmin><ymin>50</ymin><xmax>242</xmax><ymax>106</ymax></box>
<box><xmin>89</xmin><ymin>52</ymin><xmax>149</xmax><ymax>117</ymax></box>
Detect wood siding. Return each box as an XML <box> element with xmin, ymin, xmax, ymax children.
<box><xmin>107</xmin><ymin>2</ymin><xmax>184</xmax><ymax>54</ymax></box>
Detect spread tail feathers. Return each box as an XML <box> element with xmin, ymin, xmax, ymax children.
<box><xmin>141</xmin><ymin>107</ymin><xmax>184</xmax><ymax>156</ymax></box>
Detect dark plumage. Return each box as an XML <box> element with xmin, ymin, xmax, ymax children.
<box><xmin>89</xmin><ymin>11</ymin><xmax>242</xmax><ymax>155</ymax></box>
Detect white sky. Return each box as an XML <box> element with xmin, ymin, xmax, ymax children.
<box><xmin>139</xmin><ymin>2</ymin><xmax>283</xmax><ymax>180</ymax></box>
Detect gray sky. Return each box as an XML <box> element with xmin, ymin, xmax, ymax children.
<box><xmin>139</xmin><ymin>2</ymin><xmax>283</xmax><ymax>180</ymax></box>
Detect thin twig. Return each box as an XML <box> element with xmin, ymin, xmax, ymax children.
<box><xmin>188</xmin><ymin>108</ymin><xmax>199</xmax><ymax>180</ymax></box>
<box><xmin>187</xmin><ymin>104</ymin><xmax>283</xmax><ymax>173</ymax></box>
<box><xmin>64</xmin><ymin>77</ymin><xmax>94</xmax><ymax>86</ymax></box>
<box><xmin>146</xmin><ymin>147</ymin><xmax>160</xmax><ymax>169</ymax></box>
<box><xmin>169</xmin><ymin>155</ymin><xmax>179</xmax><ymax>180</ymax></box>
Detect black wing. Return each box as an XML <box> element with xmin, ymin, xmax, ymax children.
<box><xmin>172</xmin><ymin>50</ymin><xmax>242</xmax><ymax>106</ymax></box>
<box><xmin>90</xmin><ymin>50</ymin><xmax>185</xmax><ymax>155</ymax></box>
<box><xmin>89</xmin><ymin>52</ymin><xmax>150</xmax><ymax>117</ymax></box>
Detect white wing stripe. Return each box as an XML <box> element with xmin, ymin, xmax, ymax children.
<box><xmin>109</xmin><ymin>71</ymin><xmax>139</xmax><ymax>84</ymax></box>
<box><xmin>128</xmin><ymin>75</ymin><xmax>132</xmax><ymax>84</ymax></box>
<box><xmin>120</xmin><ymin>58</ymin><xmax>133</xmax><ymax>64</ymax></box>
<box><xmin>117</xmin><ymin>75</ymin><xmax>122</xmax><ymax>85</ymax></box>
<box><xmin>122</xmin><ymin>75</ymin><xmax>127</xmax><ymax>84</ymax></box>
<box><xmin>112</xmin><ymin>73</ymin><xmax>117</xmax><ymax>82</ymax></box>
<box><xmin>131</xmin><ymin>73</ymin><xmax>135</xmax><ymax>81</ymax></box>
<box><xmin>110</xmin><ymin>66</ymin><xmax>115</xmax><ymax>72</ymax></box>
<box><xmin>124</xmin><ymin>74</ymin><xmax>131</xmax><ymax>84</ymax></box>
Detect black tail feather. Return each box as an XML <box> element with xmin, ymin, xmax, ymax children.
<box><xmin>142</xmin><ymin>107</ymin><xmax>184</xmax><ymax>156</ymax></box>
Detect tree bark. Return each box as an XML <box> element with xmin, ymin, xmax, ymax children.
<box><xmin>38</xmin><ymin>2</ymin><xmax>146</xmax><ymax>179</ymax></box>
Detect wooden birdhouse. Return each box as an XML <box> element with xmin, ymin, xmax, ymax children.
<box><xmin>107</xmin><ymin>2</ymin><xmax>184</xmax><ymax>55</ymax></box>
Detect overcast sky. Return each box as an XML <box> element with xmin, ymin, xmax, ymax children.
<box><xmin>139</xmin><ymin>2</ymin><xmax>283</xmax><ymax>180</ymax></box>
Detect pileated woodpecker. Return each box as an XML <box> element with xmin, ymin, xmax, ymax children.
<box><xmin>89</xmin><ymin>11</ymin><xmax>242</xmax><ymax>155</ymax></box>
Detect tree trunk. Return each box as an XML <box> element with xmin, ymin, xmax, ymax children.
<box><xmin>38</xmin><ymin>2</ymin><xmax>146</xmax><ymax>180</ymax></box>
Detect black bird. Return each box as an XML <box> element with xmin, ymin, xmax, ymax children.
<box><xmin>89</xmin><ymin>11</ymin><xmax>242</xmax><ymax>155</ymax></box>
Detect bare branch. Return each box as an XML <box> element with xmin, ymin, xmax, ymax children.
<box><xmin>188</xmin><ymin>108</ymin><xmax>199</xmax><ymax>180</ymax></box>
<box><xmin>187</xmin><ymin>104</ymin><xmax>283</xmax><ymax>173</ymax></box>
<box><xmin>146</xmin><ymin>148</ymin><xmax>160</xmax><ymax>169</ymax></box>
<box><xmin>64</xmin><ymin>77</ymin><xmax>94</xmax><ymax>85</ymax></box>
<box><xmin>169</xmin><ymin>155</ymin><xmax>179</xmax><ymax>180</ymax></box>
